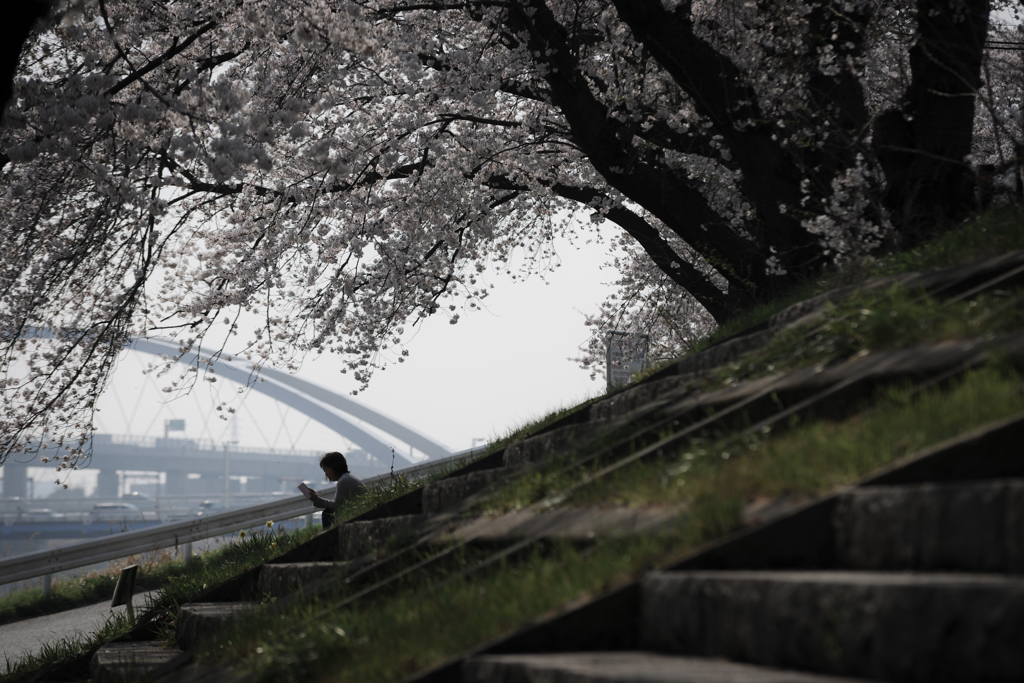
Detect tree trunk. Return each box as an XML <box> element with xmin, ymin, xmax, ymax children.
<box><xmin>1</xmin><ymin>2</ymin><xmax>51</xmax><ymax>114</ymax></box>
<box><xmin>876</xmin><ymin>0</ymin><xmax>991</xmax><ymax>243</ymax></box>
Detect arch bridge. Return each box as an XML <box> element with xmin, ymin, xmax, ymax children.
<box><xmin>1</xmin><ymin>337</ymin><xmax>452</xmax><ymax>499</ymax></box>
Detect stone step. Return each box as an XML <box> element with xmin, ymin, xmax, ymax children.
<box><xmin>503</xmin><ymin>423</ymin><xmax>601</xmax><ymax>469</ymax></box>
<box><xmin>640</xmin><ymin>570</ymin><xmax>1024</xmax><ymax>683</ymax></box>
<box><xmin>90</xmin><ymin>641</ymin><xmax>186</xmax><ymax>682</ymax></box>
<box><xmin>463</xmin><ymin>652</ymin><xmax>873</xmax><ymax>683</ymax></box>
<box><xmin>587</xmin><ymin>375</ymin><xmax>693</xmax><ymax>424</ymax></box>
<box><xmin>267</xmin><ymin>524</ymin><xmax>340</xmax><ymax>562</ymax></box>
<box><xmin>176</xmin><ymin>602</ymin><xmax>259</xmax><ymax>651</ymax></box>
<box><xmin>834</xmin><ymin>480</ymin><xmax>1024</xmax><ymax>572</ymax></box>
<box><xmin>257</xmin><ymin>561</ymin><xmax>357</xmax><ymax>598</ymax></box>
<box><xmin>422</xmin><ymin>469</ymin><xmax>507</xmax><ymax>513</ymax></box>
<box><xmin>337</xmin><ymin>513</ymin><xmax>441</xmax><ymax>559</ymax></box>
<box><xmin>444</xmin><ymin>505</ymin><xmax>681</xmax><ymax>543</ymax></box>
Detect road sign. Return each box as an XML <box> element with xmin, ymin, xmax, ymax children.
<box><xmin>606</xmin><ymin>331</ymin><xmax>649</xmax><ymax>390</ymax></box>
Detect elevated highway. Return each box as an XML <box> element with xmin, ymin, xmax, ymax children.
<box><xmin>2</xmin><ymin>335</ymin><xmax>452</xmax><ymax>500</ymax></box>
<box><xmin>3</xmin><ymin>434</ymin><xmax>345</xmax><ymax>498</ymax></box>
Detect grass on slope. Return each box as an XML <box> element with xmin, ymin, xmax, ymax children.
<box><xmin>200</xmin><ymin>364</ymin><xmax>1024</xmax><ymax>683</ymax></box>
<box><xmin>696</xmin><ymin>203</ymin><xmax>1024</xmax><ymax>350</ymax></box>
<box><xmin>0</xmin><ymin>456</ymin><xmax>469</xmax><ymax>629</ymax></box>
<box><xmin>483</xmin><ymin>363</ymin><xmax>1024</xmax><ymax>514</ymax></box>
<box><xmin>0</xmin><ymin>552</ymin><xmax>173</xmax><ymax>627</ymax></box>
<box><xmin>1</xmin><ymin>465</ymin><xmax>474</xmax><ymax>682</ymax></box>
<box><xmin>1</xmin><ymin>524</ymin><xmax>320</xmax><ymax>681</ymax></box>
<box><xmin>569</xmin><ymin>364</ymin><xmax>1024</xmax><ymax>510</ymax></box>
<box><xmin>5</xmin><ymin>204</ymin><xmax>1022</xmax><ymax>682</ymax></box>
<box><xmin>709</xmin><ymin>282</ymin><xmax>1024</xmax><ymax>390</ymax></box>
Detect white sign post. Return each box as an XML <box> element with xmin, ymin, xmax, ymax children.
<box><xmin>606</xmin><ymin>331</ymin><xmax>650</xmax><ymax>391</ymax></box>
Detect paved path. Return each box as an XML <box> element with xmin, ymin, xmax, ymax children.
<box><xmin>0</xmin><ymin>590</ymin><xmax>158</xmax><ymax>665</ymax></box>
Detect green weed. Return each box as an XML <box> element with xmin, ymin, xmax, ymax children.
<box><xmin>708</xmin><ymin>284</ymin><xmax>1024</xmax><ymax>390</ymax></box>
<box><xmin>200</xmin><ymin>536</ymin><xmax>682</xmax><ymax>683</ymax></box>
<box><xmin>570</xmin><ymin>364</ymin><xmax>1024</xmax><ymax>509</ymax></box>
<box><xmin>691</xmin><ymin>204</ymin><xmax>1024</xmax><ymax>354</ymax></box>
<box><xmin>181</xmin><ymin>366</ymin><xmax>1024</xmax><ymax>683</ymax></box>
<box><xmin>1</xmin><ymin>525</ymin><xmax>319</xmax><ymax>682</ymax></box>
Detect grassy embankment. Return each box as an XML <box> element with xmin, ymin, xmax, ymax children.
<box><xmin>189</xmin><ymin>204</ymin><xmax>1024</xmax><ymax>683</ymax></box>
<box><xmin>0</xmin><ymin>526</ymin><xmax>320</xmax><ymax>678</ymax></box>
<box><xmin>0</xmin><ymin>463</ymin><xmax>465</xmax><ymax>680</ymax></box>
<box><xmin>206</xmin><ymin>364</ymin><xmax>1024</xmax><ymax>683</ymax></box>
<box><xmin>3</xmin><ymin>203</ymin><xmax>1023</xmax><ymax>682</ymax></box>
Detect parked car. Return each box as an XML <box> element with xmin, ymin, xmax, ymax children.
<box><xmin>196</xmin><ymin>500</ymin><xmax>226</xmax><ymax>517</ymax></box>
<box><xmin>125</xmin><ymin>491</ymin><xmax>157</xmax><ymax>507</ymax></box>
<box><xmin>88</xmin><ymin>502</ymin><xmax>142</xmax><ymax>524</ymax></box>
<box><xmin>16</xmin><ymin>508</ymin><xmax>66</xmax><ymax>523</ymax></box>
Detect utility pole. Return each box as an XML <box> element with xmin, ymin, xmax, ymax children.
<box><xmin>223</xmin><ymin>415</ymin><xmax>239</xmax><ymax>505</ymax></box>
<box><xmin>223</xmin><ymin>442</ymin><xmax>230</xmax><ymax>505</ymax></box>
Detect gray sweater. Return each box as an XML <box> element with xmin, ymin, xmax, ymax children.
<box><xmin>313</xmin><ymin>473</ymin><xmax>365</xmax><ymax>511</ymax></box>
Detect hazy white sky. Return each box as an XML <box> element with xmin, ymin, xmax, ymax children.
<box><xmin>4</xmin><ymin>219</ymin><xmax>627</xmax><ymax>498</ymax></box>
<box><xmin>89</xmin><ymin>232</ymin><xmax>620</xmax><ymax>454</ymax></box>
<box><xmin>7</xmin><ymin>234</ymin><xmax>623</xmax><ymax>498</ymax></box>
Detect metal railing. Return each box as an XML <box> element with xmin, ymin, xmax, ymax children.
<box><xmin>0</xmin><ymin>450</ymin><xmax>477</xmax><ymax>589</ymax></box>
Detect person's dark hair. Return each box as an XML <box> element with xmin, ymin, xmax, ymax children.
<box><xmin>320</xmin><ymin>451</ymin><xmax>349</xmax><ymax>474</ymax></box>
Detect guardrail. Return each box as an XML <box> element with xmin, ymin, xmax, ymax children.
<box><xmin>0</xmin><ymin>451</ymin><xmax>476</xmax><ymax>589</ymax></box>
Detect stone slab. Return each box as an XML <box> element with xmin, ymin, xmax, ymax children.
<box><xmin>266</xmin><ymin>526</ymin><xmax>340</xmax><ymax>563</ymax></box>
<box><xmin>445</xmin><ymin>506</ymin><xmax>682</xmax><ymax>543</ymax></box>
<box><xmin>337</xmin><ymin>514</ymin><xmax>439</xmax><ymax>559</ymax></box>
<box><xmin>834</xmin><ymin>480</ymin><xmax>1024</xmax><ymax>572</ymax></box>
<box><xmin>588</xmin><ymin>376</ymin><xmax>694</xmax><ymax>424</ymax></box>
<box><xmin>90</xmin><ymin>642</ymin><xmax>182</xmax><ymax>682</ymax></box>
<box><xmin>902</xmin><ymin>248</ymin><xmax>1024</xmax><ymax>301</ymax></box>
<box><xmin>257</xmin><ymin>561</ymin><xmax>352</xmax><ymax>598</ymax></box>
<box><xmin>464</xmin><ymin>652</ymin><xmax>874</xmax><ymax>683</ymax></box>
<box><xmin>672</xmin><ymin>412</ymin><xmax>1024</xmax><ymax>574</ymax></box>
<box><xmin>175</xmin><ymin>602</ymin><xmax>259</xmax><ymax>651</ymax></box>
<box><xmin>422</xmin><ymin>469</ymin><xmax>507</xmax><ymax>513</ymax></box>
<box><xmin>641</xmin><ymin>570</ymin><xmax>1024</xmax><ymax>683</ymax></box>
<box><xmin>347</xmin><ymin>487</ymin><xmax>426</xmax><ymax>522</ymax></box>
<box><xmin>504</xmin><ymin>424</ymin><xmax>601</xmax><ymax>470</ymax></box>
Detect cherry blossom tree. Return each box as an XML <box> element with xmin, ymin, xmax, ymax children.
<box><xmin>0</xmin><ymin>0</ymin><xmax>1010</xmax><ymax>466</ymax></box>
<box><xmin>579</xmin><ymin>2</ymin><xmax>1021</xmax><ymax>375</ymax></box>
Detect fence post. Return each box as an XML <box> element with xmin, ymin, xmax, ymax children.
<box><xmin>305</xmin><ymin>513</ymin><xmax>314</xmax><ymax>529</ymax></box>
<box><xmin>183</xmin><ymin>541</ymin><xmax>193</xmax><ymax>565</ymax></box>
<box><xmin>42</xmin><ymin>573</ymin><xmax>51</xmax><ymax>595</ymax></box>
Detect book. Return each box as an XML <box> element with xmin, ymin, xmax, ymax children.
<box><xmin>298</xmin><ymin>482</ymin><xmax>314</xmax><ymax>499</ymax></box>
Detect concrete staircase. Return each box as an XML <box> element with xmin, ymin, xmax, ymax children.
<box><xmin>86</xmin><ymin>385</ymin><xmax>1024</xmax><ymax>683</ymax></box>
<box><xmin>79</xmin><ymin>250</ymin><xmax>1024</xmax><ymax>682</ymax></box>
<box><xmin>86</xmin><ymin>402</ymin><xmax>1024</xmax><ymax>682</ymax></box>
<box><xmin>441</xmin><ymin>419</ymin><xmax>1024</xmax><ymax>683</ymax></box>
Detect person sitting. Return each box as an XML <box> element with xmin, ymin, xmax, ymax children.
<box><xmin>308</xmin><ymin>451</ymin><xmax>365</xmax><ymax>527</ymax></box>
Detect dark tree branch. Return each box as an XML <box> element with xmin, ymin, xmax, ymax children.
<box><xmin>507</xmin><ymin>0</ymin><xmax>770</xmax><ymax>297</ymax></box>
<box><xmin>607</xmin><ymin>0</ymin><xmax>825</xmax><ymax>276</ymax></box>
<box><xmin>106</xmin><ymin>20</ymin><xmax>218</xmax><ymax>96</ymax></box>
<box><xmin>551</xmin><ymin>185</ymin><xmax>736</xmax><ymax>321</ymax></box>
<box><xmin>482</xmin><ymin>172</ymin><xmax>738</xmax><ymax>320</ymax></box>
<box><xmin>875</xmin><ymin>0</ymin><xmax>991</xmax><ymax>241</ymax></box>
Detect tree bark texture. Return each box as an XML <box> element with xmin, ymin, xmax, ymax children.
<box><xmin>876</xmin><ymin>0</ymin><xmax>991</xmax><ymax>243</ymax></box>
